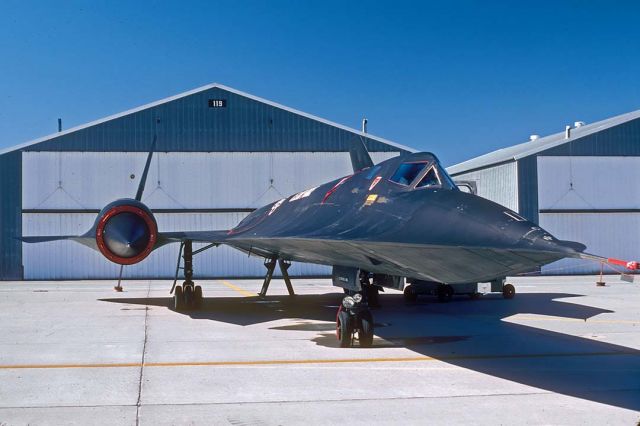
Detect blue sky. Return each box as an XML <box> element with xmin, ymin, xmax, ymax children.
<box><xmin>1</xmin><ymin>1</ymin><xmax>640</xmax><ymax>166</ymax></box>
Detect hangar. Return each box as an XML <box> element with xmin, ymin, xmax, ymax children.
<box><xmin>448</xmin><ymin>110</ymin><xmax>640</xmax><ymax>274</ymax></box>
<box><xmin>0</xmin><ymin>84</ymin><xmax>412</xmax><ymax>280</ymax></box>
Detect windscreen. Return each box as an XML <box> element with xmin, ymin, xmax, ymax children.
<box><xmin>416</xmin><ymin>167</ymin><xmax>440</xmax><ymax>188</ymax></box>
<box><xmin>435</xmin><ymin>163</ymin><xmax>459</xmax><ymax>190</ymax></box>
<box><xmin>390</xmin><ymin>162</ymin><xmax>427</xmax><ymax>186</ymax></box>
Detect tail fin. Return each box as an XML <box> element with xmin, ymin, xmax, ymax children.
<box><xmin>135</xmin><ymin>135</ymin><xmax>156</xmax><ymax>201</ymax></box>
<box><xmin>349</xmin><ymin>136</ymin><xmax>374</xmax><ymax>172</ymax></box>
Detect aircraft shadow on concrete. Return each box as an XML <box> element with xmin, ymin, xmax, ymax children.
<box><xmin>101</xmin><ymin>289</ymin><xmax>640</xmax><ymax>411</ymax></box>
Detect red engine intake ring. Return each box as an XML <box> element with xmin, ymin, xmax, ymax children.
<box><xmin>95</xmin><ymin>205</ymin><xmax>158</xmax><ymax>265</ymax></box>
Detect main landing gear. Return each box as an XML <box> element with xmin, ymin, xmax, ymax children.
<box><xmin>336</xmin><ymin>293</ymin><xmax>374</xmax><ymax>348</ymax></box>
<box><xmin>171</xmin><ymin>240</ymin><xmax>205</xmax><ymax>311</ymax></box>
<box><xmin>403</xmin><ymin>282</ymin><xmax>455</xmax><ymax>303</ymax></box>
<box><xmin>502</xmin><ymin>283</ymin><xmax>516</xmax><ymax>299</ymax></box>
<box><xmin>403</xmin><ymin>278</ymin><xmax>516</xmax><ymax>302</ymax></box>
<box><xmin>258</xmin><ymin>258</ymin><xmax>295</xmax><ymax>298</ymax></box>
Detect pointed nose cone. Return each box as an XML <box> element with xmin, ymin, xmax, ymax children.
<box><xmin>551</xmin><ymin>239</ymin><xmax>586</xmax><ymax>254</ymax></box>
<box><xmin>103</xmin><ymin>212</ymin><xmax>151</xmax><ymax>258</ymax></box>
<box><xmin>445</xmin><ymin>191</ymin><xmax>588</xmax><ymax>256</ymax></box>
<box><xmin>512</xmin><ymin>220</ymin><xmax>586</xmax><ymax>255</ymax></box>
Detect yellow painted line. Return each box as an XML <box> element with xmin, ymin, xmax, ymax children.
<box><xmin>0</xmin><ymin>352</ymin><xmax>635</xmax><ymax>370</ymax></box>
<box><xmin>219</xmin><ymin>280</ymin><xmax>255</xmax><ymax>297</ymax></box>
<box><xmin>508</xmin><ymin>315</ymin><xmax>640</xmax><ymax>325</ymax></box>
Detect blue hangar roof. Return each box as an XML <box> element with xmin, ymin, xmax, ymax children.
<box><xmin>448</xmin><ymin>108</ymin><xmax>640</xmax><ymax>175</ymax></box>
<box><xmin>1</xmin><ymin>83</ymin><xmax>415</xmax><ymax>155</ymax></box>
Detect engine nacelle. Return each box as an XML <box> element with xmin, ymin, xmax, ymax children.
<box><xmin>94</xmin><ymin>199</ymin><xmax>158</xmax><ymax>265</ymax></box>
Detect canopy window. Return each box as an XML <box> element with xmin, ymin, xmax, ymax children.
<box><xmin>416</xmin><ymin>166</ymin><xmax>441</xmax><ymax>188</ymax></box>
<box><xmin>390</xmin><ymin>162</ymin><xmax>428</xmax><ymax>186</ymax></box>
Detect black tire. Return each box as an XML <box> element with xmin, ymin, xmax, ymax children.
<box><xmin>194</xmin><ymin>285</ymin><xmax>203</xmax><ymax>308</ymax></box>
<box><xmin>183</xmin><ymin>284</ymin><xmax>194</xmax><ymax>308</ymax></box>
<box><xmin>503</xmin><ymin>283</ymin><xmax>515</xmax><ymax>299</ymax></box>
<box><xmin>438</xmin><ymin>284</ymin><xmax>453</xmax><ymax>303</ymax></box>
<box><xmin>336</xmin><ymin>309</ymin><xmax>353</xmax><ymax>348</ymax></box>
<box><xmin>174</xmin><ymin>286</ymin><xmax>183</xmax><ymax>311</ymax></box>
<box><xmin>403</xmin><ymin>285</ymin><xmax>418</xmax><ymax>302</ymax></box>
<box><xmin>359</xmin><ymin>310</ymin><xmax>374</xmax><ymax>348</ymax></box>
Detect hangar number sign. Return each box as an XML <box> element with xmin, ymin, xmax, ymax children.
<box><xmin>208</xmin><ymin>99</ymin><xmax>227</xmax><ymax>108</ymax></box>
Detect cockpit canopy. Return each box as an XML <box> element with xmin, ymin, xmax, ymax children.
<box><xmin>389</xmin><ymin>154</ymin><xmax>458</xmax><ymax>190</ymax></box>
<box><xmin>390</xmin><ymin>163</ymin><xmax>426</xmax><ymax>186</ymax></box>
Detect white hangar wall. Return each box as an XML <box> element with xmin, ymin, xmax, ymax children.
<box><xmin>538</xmin><ymin>156</ymin><xmax>640</xmax><ymax>274</ymax></box>
<box><xmin>448</xmin><ymin>162</ymin><xmax>518</xmax><ymax>211</ymax></box>
<box><xmin>22</xmin><ymin>151</ymin><xmax>397</xmax><ymax>279</ymax></box>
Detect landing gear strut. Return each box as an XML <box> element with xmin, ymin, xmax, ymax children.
<box><xmin>258</xmin><ymin>258</ymin><xmax>295</xmax><ymax>297</ymax></box>
<box><xmin>336</xmin><ymin>293</ymin><xmax>374</xmax><ymax>348</ymax></box>
<box><xmin>357</xmin><ymin>271</ymin><xmax>381</xmax><ymax>308</ymax></box>
<box><xmin>171</xmin><ymin>240</ymin><xmax>203</xmax><ymax>311</ymax></box>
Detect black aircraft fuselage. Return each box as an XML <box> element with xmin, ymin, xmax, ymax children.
<box><xmin>217</xmin><ymin>152</ymin><xmax>585</xmax><ymax>284</ymax></box>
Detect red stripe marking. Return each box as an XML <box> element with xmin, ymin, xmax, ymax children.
<box><xmin>322</xmin><ymin>176</ymin><xmax>352</xmax><ymax>204</ymax></box>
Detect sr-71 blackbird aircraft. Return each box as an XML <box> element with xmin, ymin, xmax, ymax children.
<box><xmin>23</xmin><ymin>138</ymin><xmax>639</xmax><ymax>347</ymax></box>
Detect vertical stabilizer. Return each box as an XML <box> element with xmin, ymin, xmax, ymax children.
<box><xmin>349</xmin><ymin>137</ymin><xmax>374</xmax><ymax>172</ymax></box>
<box><xmin>135</xmin><ymin>135</ymin><xmax>157</xmax><ymax>201</ymax></box>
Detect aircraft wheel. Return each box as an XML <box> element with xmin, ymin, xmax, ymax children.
<box><xmin>174</xmin><ymin>285</ymin><xmax>183</xmax><ymax>311</ymax></box>
<box><xmin>359</xmin><ymin>310</ymin><xmax>374</xmax><ymax>348</ymax></box>
<box><xmin>403</xmin><ymin>285</ymin><xmax>418</xmax><ymax>302</ymax></box>
<box><xmin>336</xmin><ymin>309</ymin><xmax>353</xmax><ymax>348</ymax></box>
<box><xmin>183</xmin><ymin>284</ymin><xmax>194</xmax><ymax>309</ymax></box>
<box><xmin>437</xmin><ymin>284</ymin><xmax>454</xmax><ymax>303</ymax></box>
<box><xmin>503</xmin><ymin>284</ymin><xmax>515</xmax><ymax>299</ymax></box>
<box><xmin>194</xmin><ymin>285</ymin><xmax>203</xmax><ymax>308</ymax></box>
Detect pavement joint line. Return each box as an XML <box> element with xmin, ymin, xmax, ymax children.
<box><xmin>0</xmin><ymin>392</ymin><xmax>555</xmax><ymax>410</ymax></box>
<box><xmin>0</xmin><ymin>351</ymin><xmax>636</xmax><ymax>370</ymax></box>
<box><xmin>219</xmin><ymin>280</ymin><xmax>255</xmax><ymax>297</ymax></box>
<box><xmin>134</xmin><ymin>281</ymin><xmax>151</xmax><ymax>426</ymax></box>
<box><xmin>4</xmin><ymin>388</ymin><xmax>640</xmax><ymax>411</ymax></box>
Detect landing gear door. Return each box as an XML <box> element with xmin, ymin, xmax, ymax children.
<box><xmin>332</xmin><ymin>266</ymin><xmax>362</xmax><ymax>291</ymax></box>
<box><xmin>373</xmin><ymin>274</ymin><xmax>404</xmax><ymax>290</ymax></box>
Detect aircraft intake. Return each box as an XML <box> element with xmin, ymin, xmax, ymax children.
<box><xmin>95</xmin><ymin>202</ymin><xmax>158</xmax><ymax>265</ymax></box>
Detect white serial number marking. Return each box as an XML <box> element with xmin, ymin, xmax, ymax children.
<box><xmin>289</xmin><ymin>186</ymin><xmax>318</xmax><ymax>202</ymax></box>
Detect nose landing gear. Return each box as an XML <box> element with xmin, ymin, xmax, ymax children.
<box><xmin>336</xmin><ymin>294</ymin><xmax>374</xmax><ymax>348</ymax></box>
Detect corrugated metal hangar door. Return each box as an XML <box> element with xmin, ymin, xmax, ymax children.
<box><xmin>537</xmin><ymin>156</ymin><xmax>640</xmax><ymax>274</ymax></box>
<box><xmin>22</xmin><ymin>151</ymin><xmax>396</xmax><ymax>279</ymax></box>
